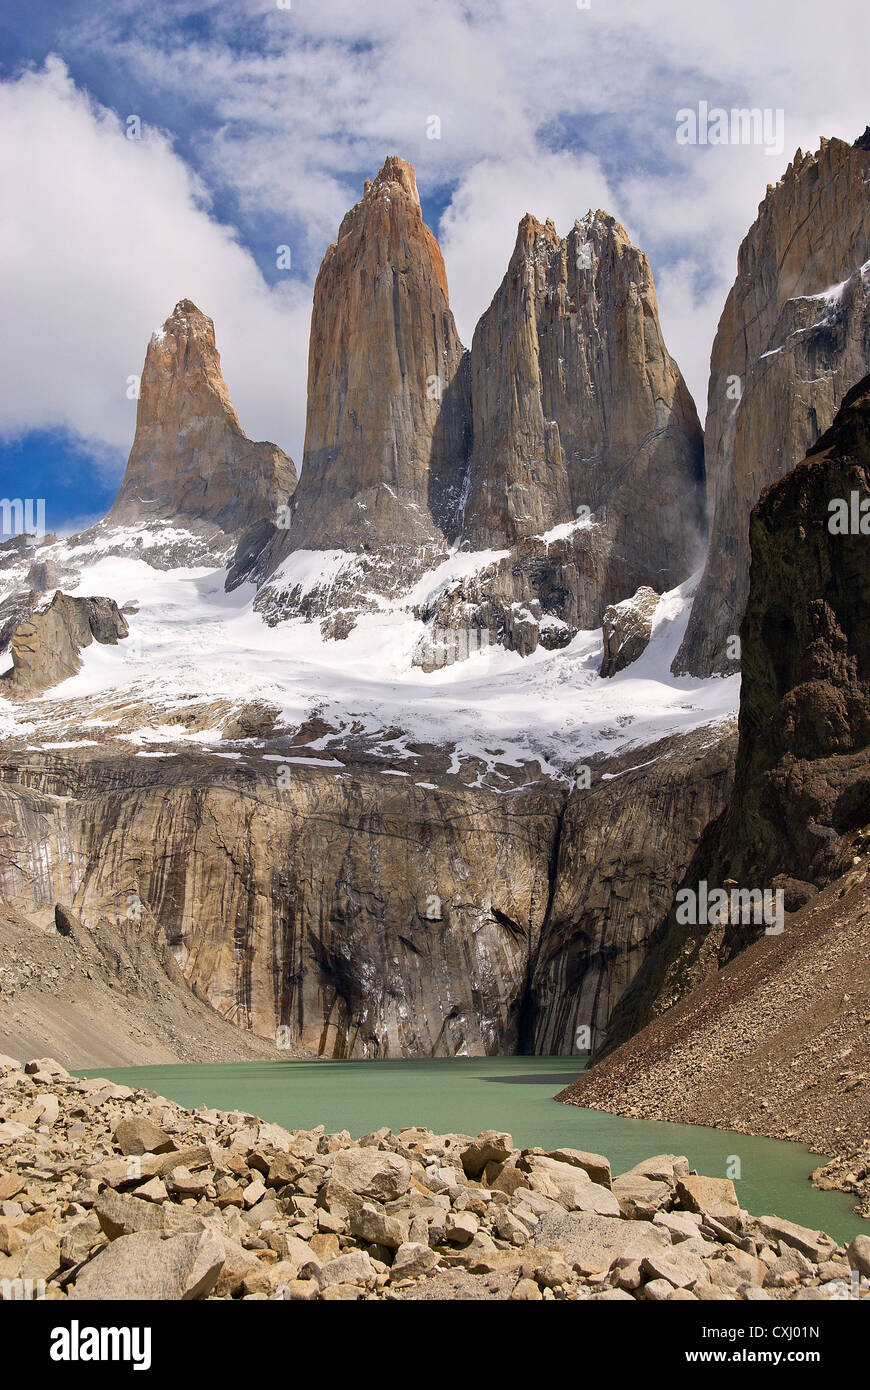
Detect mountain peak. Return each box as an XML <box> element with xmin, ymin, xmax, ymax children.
<box><xmin>108</xmin><ymin>301</ymin><xmax>296</xmax><ymax>535</ymax></box>
<box><xmin>273</xmin><ymin>157</ymin><xmax>467</xmax><ymax>565</ymax></box>
<box><xmin>367</xmin><ymin>155</ymin><xmax>420</xmax><ymax>206</ymax></box>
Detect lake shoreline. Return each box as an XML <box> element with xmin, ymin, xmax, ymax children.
<box><xmin>2</xmin><ymin>1051</ymin><xmax>868</xmax><ymax>1303</ymax></box>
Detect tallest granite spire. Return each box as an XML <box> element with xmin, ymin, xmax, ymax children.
<box><xmin>280</xmin><ymin>156</ymin><xmax>471</xmax><ymax>554</ymax></box>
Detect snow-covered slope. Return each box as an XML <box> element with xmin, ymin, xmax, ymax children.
<box><xmin>0</xmin><ymin>527</ymin><xmax>739</xmax><ymax>782</ymax></box>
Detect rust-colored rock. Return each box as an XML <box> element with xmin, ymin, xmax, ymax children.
<box><xmin>109</xmin><ymin>299</ymin><xmax>297</xmax><ymax>535</ymax></box>
<box><xmin>266</xmin><ymin>157</ymin><xmax>469</xmax><ymax>574</ymax></box>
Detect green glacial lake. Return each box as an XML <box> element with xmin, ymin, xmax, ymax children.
<box><xmin>80</xmin><ymin>1055</ymin><xmax>865</xmax><ymax>1246</ymax></box>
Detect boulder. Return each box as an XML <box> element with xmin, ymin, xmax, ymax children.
<box><xmin>329</xmin><ymin>1148</ymin><xmax>410</xmax><ymax>1203</ymax></box>
<box><xmin>519</xmin><ymin>1156</ymin><xmax>620</xmax><ymax>1215</ymax></box>
<box><xmin>390</xmin><ymin>1243</ymin><xmax>439</xmax><ymax>1281</ymax></box>
<box><xmin>460</xmin><ymin>1132</ymin><xmax>514</xmax><ymax>1179</ymax></box>
<box><xmin>755</xmin><ymin>1216</ymin><xmax>836</xmax><ymax>1264</ymax></box>
<box><xmin>349</xmin><ymin>1203</ymin><xmax>408</xmax><ymax>1250</ymax></box>
<box><xmin>70</xmin><ymin>1230</ymin><xmax>225</xmax><ymax>1301</ymax></box>
<box><xmin>113</xmin><ymin>1117</ymin><xmax>174</xmax><ymax>1156</ymax></box>
<box><xmin>533</xmin><ymin>1210</ymin><xmax>672</xmax><ymax>1274</ymax></box>
<box><xmin>317</xmin><ymin>1251</ymin><xmax>376</xmax><ymax>1289</ymax></box>
<box><xmin>95</xmin><ymin>1189</ymin><xmax>206</xmax><ymax>1240</ymax></box>
<box><xmin>675</xmin><ymin>1175</ymin><xmax>739</xmax><ymax>1221</ymax></box>
<box><xmin>543</xmin><ymin>1148</ymin><xmax>612</xmax><ymax>1189</ymax></box>
<box><xmin>600</xmin><ymin>587</ymin><xmax>660</xmax><ymax>677</ymax></box>
<box><xmin>847</xmin><ymin>1235</ymin><xmax>870</xmax><ymax>1277</ymax></box>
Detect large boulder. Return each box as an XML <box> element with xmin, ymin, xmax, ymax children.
<box><xmin>328</xmin><ymin>1148</ymin><xmax>411</xmax><ymax>1203</ymax></box>
<box><xmin>518</xmin><ymin>1155</ymin><xmax>620</xmax><ymax>1214</ymax></box>
<box><xmin>600</xmin><ymin>587</ymin><xmax>660</xmax><ymax>677</ymax></box>
<box><xmin>70</xmin><ymin>1230</ymin><xmax>225</xmax><ymax>1300</ymax></box>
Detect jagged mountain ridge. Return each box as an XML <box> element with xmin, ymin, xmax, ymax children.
<box><xmin>239</xmin><ymin>157</ymin><xmax>703</xmax><ymax>653</ymax></box>
<box><xmin>676</xmin><ymin>134</ymin><xmax>870</xmax><ymax>676</ymax></box>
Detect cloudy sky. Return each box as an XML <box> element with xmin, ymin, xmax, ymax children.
<box><xmin>1</xmin><ymin>0</ymin><xmax>867</xmax><ymax>533</ymax></box>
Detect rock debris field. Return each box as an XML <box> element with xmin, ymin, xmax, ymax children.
<box><xmin>2</xmin><ymin>1055</ymin><xmax>868</xmax><ymax>1302</ymax></box>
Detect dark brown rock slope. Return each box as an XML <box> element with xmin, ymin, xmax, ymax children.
<box><xmin>557</xmin><ymin>860</ymin><xmax>870</xmax><ymax>1168</ymax></box>
<box><xmin>593</xmin><ymin>373</ymin><xmax>870</xmax><ymax>1052</ymax></box>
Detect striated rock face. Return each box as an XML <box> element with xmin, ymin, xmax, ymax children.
<box><xmin>604</xmin><ymin>375</ymin><xmax>870</xmax><ymax>1049</ymax></box>
<box><xmin>599</xmin><ymin>587</ymin><xmax>660</xmax><ymax>678</ymax></box>
<box><xmin>462</xmin><ymin>211</ymin><xmax>704</xmax><ymax>592</ymax></box>
<box><xmin>0</xmin><ymin>752</ymin><xmax>560</xmax><ymax>1057</ymax></box>
<box><xmin>530</xmin><ymin>730</ymin><xmax>736</xmax><ymax>1056</ymax></box>
<box><xmin>0</xmin><ymin>724</ymin><xmax>734</xmax><ymax>1058</ymax></box>
<box><xmin>1</xmin><ymin>592</ymin><xmax>128</xmax><ymax>699</ymax></box>
<box><xmin>108</xmin><ymin>300</ymin><xmax>297</xmax><ymax>535</ymax></box>
<box><xmin>255</xmin><ymin>157</ymin><xmax>470</xmax><ymax>604</ymax></box>
<box><xmin>676</xmin><ymin>135</ymin><xmax>870</xmax><ymax>676</ymax></box>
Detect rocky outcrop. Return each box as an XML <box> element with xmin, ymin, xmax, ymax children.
<box><xmin>253</xmin><ymin>158</ymin><xmax>470</xmax><ymax>610</ymax></box>
<box><xmin>0</xmin><ymin>1058</ymin><xmax>859</xmax><ymax>1301</ymax></box>
<box><xmin>108</xmin><ymin>300</ymin><xmax>297</xmax><ymax>536</ymax></box>
<box><xmin>420</xmin><ymin>212</ymin><xmax>704</xmax><ymax>654</ymax></box>
<box><xmin>676</xmin><ymin>135</ymin><xmax>870</xmax><ymax>676</ymax></box>
<box><xmin>1</xmin><ymin>592</ymin><xmax>128</xmax><ymax>699</ymax></box>
<box><xmin>463</xmin><ymin>211</ymin><xmax>704</xmax><ymax>573</ymax></box>
<box><xmin>248</xmin><ymin>168</ymin><xmax>704</xmax><ymax>645</ymax></box>
<box><xmin>602</xmin><ymin>374</ymin><xmax>870</xmax><ymax>1048</ymax></box>
<box><xmin>599</xmin><ymin>587</ymin><xmax>660</xmax><ymax>677</ymax></box>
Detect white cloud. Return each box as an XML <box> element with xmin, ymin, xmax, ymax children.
<box><xmin>0</xmin><ymin>58</ymin><xmax>311</xmax><ymax>469</ymax></box>
<box><xmin>2</xmin><ymin>0</ymin><xmax>868</xmax><ymax>486</ymax></box>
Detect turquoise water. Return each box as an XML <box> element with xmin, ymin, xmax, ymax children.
<box><xmin>79</xmin><ymin>1055</ymin><xmax>865</xmax><ymax>1246</ymax></box>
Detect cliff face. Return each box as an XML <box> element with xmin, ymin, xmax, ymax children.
<box><xmin>676</xmin><ymin>136</ymin><xmax>870</xmax><ymax>676</ymax></box>
<box><xmin>530</xmin><ymin>730</ymin><xmax>736</xmax><ymax>1057</ymax></box>
<box><xmin>463</xmin><ymin>211</ymin><xmax>704</xmax><ymax>597</ymax></box>
<box><xmin>603</xmin><ymin>374</ymin><xmax>870</xmax><ymax>1048</ymax></box>
<box><xmin>108</xmin><ymin>300</ymin><xmax>297</xmax><ymax>535</ymax></box>
<box><xmin>0</xmin><ymin>727</ymin><xmax>733</xmax><ymax>1059</ymax></box>
<box><xmin>262</xmin><ymin>158</ymin><xmax>469</xmax><ymax>579</ymax></box>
